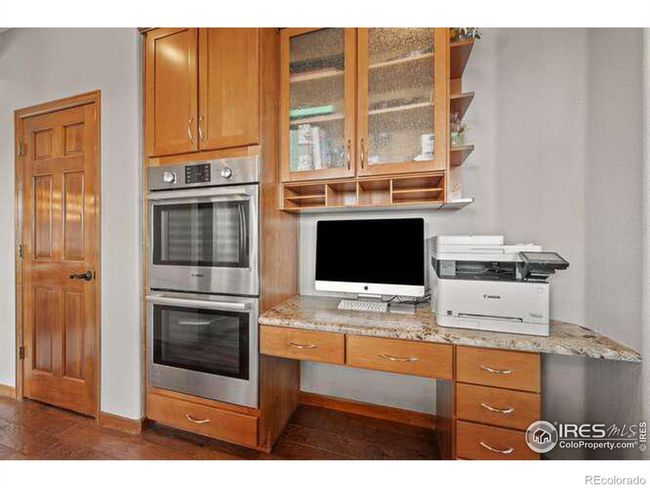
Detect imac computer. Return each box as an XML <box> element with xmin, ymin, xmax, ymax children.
<box><xmin>315</xmin><ymin>218</ymin><xmax>425</xmax><ymax>313</ymax></box>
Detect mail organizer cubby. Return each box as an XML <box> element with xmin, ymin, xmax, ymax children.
<box><xmin>281</xmin><ymin>172</ymin><xmax>446</xmax><ymax>212</ymax></box>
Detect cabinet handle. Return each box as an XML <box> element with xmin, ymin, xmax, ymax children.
<box><xmin>345</xmin><ymin>139</ymin><xmax>352</xmax><ymax>169</ymax></box>
<box><xmin>479</xmin><ymin>441</ymin><xmax>514</xmax><ymax>455</ymax></box>
<box><xmin>289</xmin><ymin>342</ymin><xmax>317</xmax><ymax>350</ymax></box>
<box><xmin>198</xmin><ymin>115</ymin><xmax>205</xmax><ymax>142</ymax></box>
<box><xmin>185</xmin><ymin>414</ymin><xmax>210</xmax><ymax>424</ymax></box>
<box><xmin>378</xmin><ymin>353</ymin><xmax>418</xmax><ymax>362</ymax></box>
<box><xmin>479</xmin><ymin>365</ymin><xmax>513</xmax><ymax>375</ymax></box>
<box><xmin>360</xmin><ymin>138</ymin><xmax>366</xmax><ymax>168</ymax></box>
<box><xmin>187</xmin><ymin>116</ymin><xmax>195</xmax><ymax>144</ymax></box>
<box><xmin>480</xmin><ymin>402</ymin><xmax>515</xmax><ymax>415</ymax></box>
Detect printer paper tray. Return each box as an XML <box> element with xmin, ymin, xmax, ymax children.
<box><xmin>436</xmin><ymin>312</ymin><xmax>549</xmax><ymax>337</ymax></box>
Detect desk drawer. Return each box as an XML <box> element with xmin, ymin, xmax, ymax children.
<box><xmin>456</xmin><ymin>347</ymin><xmax>541</xmax><ymax>392</ymax></box>
<box><xmin>456</xmin><ymin>421</ymin><xmax>539</xmax><ymax>460</ymax></box>
<box><xmin>346</xmin><ymin>336</ymin><xmax>453</xmax><ymax>379</ymax></box>
<box><xmin>147</xmin><ymin>391</ymin><xmax>258</xmax><ymax>448</ymax></box>
<box><xmin>456</xmin><ymin>383</ymin><xmax>541</xmax><ymax>430</ymax></box>
<box><xmin>260</xmin><ymin>326</ymin><xmax>345</xmax><ymax>364</ymax></box>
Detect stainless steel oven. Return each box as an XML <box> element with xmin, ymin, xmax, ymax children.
<box><xmin>147</xmin><ymin>292</ymin><xmax>258</xmax><ymax>407</ymax></box>
<box><xmin>147</xmin><ymin>157</ymin><xmax>259</xmax><ymax>296</ymax></box>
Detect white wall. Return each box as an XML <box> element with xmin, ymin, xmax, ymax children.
<box><xmin>583</xmin><ymin>28</ymin><xmax>645</xmax><ymax>460</ymax></box>
<box><xmin>0</xmin><ymin>28</ymin><xmax>142</xmax><ymax>419</ymax></box>
<box><xmin>301</xmin><ymin>29</ymin><xmax>591</xmax><ymax>426</ymax></box>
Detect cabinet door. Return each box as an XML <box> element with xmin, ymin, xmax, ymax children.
<box><xmin>145</xmin><ymin>28</ymin><xmax>198</xmax><ymax>157</ymax></box>
<box><xmin>280</xmin><ymin>28</ymin><xmax>356</xmax><ymax>182</ymax></box>
<box><xmin>357</xmin><ymin>28</ymin><xmax>446</xmax><ymax>176</ymax></box>
<box><xmin>198</xmin><ymin>28</ymin><xmax>260</xmax><ymax>150</ymax></box>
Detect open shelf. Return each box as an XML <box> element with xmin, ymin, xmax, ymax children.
<box><xmin>450</xmin><ymin>92</ymin><xmax>474</xmax><ymax>119</ymax></box>
<box><xmin>282</xmin><ymin>172</ymin><xmax>449</xmax><ymax>212</ymax></box>
<box><xmin>450</xmin><ymin>144</ymin><xmax>474</xmax><ymax>166</ymax></box>
<box><xmin>450</xmin><ymin>39</ymin><xmax>475</xmax><ymax>79</ymax></box>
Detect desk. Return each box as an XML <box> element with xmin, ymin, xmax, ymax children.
<box><xmin>259</xmin><ymin>296</ymin><xmax>640</xmax><ymax>459</ymax></box>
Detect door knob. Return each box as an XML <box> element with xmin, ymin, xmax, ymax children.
<box><xmin>69</xmin><ymin>271</ymin><xmax>94</xmax><ymax>281</ymax></box>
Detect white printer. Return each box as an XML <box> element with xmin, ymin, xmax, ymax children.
<box><xmin>431</xmin><ymin>236</ymin><xmax>569</xmax><ymax>336</ymax></box>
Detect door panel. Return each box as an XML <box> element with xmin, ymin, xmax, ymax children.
<box><xmin>280</xmin><ymin>28</ymin><xmax>357</xmax><ymax>182</ymax></box>
<box><xmin>146</xmin><ymin>28</ymin><xmax>198</xmax><ymax>157</ymax></box>
<box><xmin>21</xmin><ymin>101</ymin><xmax>99</xmax><ymax>417</ymax></box>
<box><xmin>357</xmin><ymin>28</ymin><xmax>445</xmax><ymax>176</ymax></box>
<box><xmin>199</xmin><ymin>28</ymin><xmax>260</xmax><ymax>150</ymax></box>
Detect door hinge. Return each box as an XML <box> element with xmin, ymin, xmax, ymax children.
<box><xmin>18</xmin><ymin>345</ymin><xmax>25</xmax><ymax>360</ymax></box>
<box><xmin>18</xmin><ymin>243</ymin><xmax>23</xmax><ymax>259</ymax></box>
<box><xmin>18</xmin><ymin>141</ymin><xmax>25</xmax><ymax>157</ymax></box>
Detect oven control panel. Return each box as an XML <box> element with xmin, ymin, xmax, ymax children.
<box><xmin>184</xmin><ymin>163</ymin><xmax>211</xmax><ymax>184</ymax></box>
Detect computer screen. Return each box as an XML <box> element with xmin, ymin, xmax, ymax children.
<box><xmin>315</xmin><ymin>218</ymin><xmax>425</xmax><ymax>297</ymax></box>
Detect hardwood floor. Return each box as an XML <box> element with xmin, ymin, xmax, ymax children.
<box><xmin>0</xmin><ymin>397</ymin><xmax>440</xmax><ymax>460</ymax></box>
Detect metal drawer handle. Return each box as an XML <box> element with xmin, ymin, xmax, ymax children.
<box><xmin>378</xmin><ymin>353</ymin><xmax>418</xmax><ymax>362</ymax></box>
<box><xmin>480</xmin><ymin>402</ymin><xmax>515</xmax><ymax>415</ymax></box>
<box><xmin>480</xmin><ymin>365</ymin><xmax>513</xmax><ymax>375</ymax></box>
<box><xmin>185</xmin><ymin>414</ymin><xmax>210</xmax><ymax>424</ymax></box>
<box><xmin>479</xmin><ymin>441</ymin><xmax>514</xmax><ymax>455</ymax></box>
<box><xmin>289</xmin><ymin>342</ymin><xmax>317</xmax><ymax>350</ymax></box>
<box><xmin>187</xmin><ymin>116</ymin><xmax>195</xmax><ymax>144</ymax></box>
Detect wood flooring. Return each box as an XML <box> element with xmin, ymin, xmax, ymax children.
<box><xmin>0</xmin><ymin>397</ymin><xmax>440</xmax><ymax>460</ymax></box>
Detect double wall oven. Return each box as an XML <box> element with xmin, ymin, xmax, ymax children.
<box><xmin>147</xmin><ymin>156</ymin><xmax>259</xmax><ymax>408</ymax></box>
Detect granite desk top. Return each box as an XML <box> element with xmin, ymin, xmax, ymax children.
<box><xmin>259</xmin><ymin>295</ymin><xmax>641</xmax><ymax>363</ymax></box>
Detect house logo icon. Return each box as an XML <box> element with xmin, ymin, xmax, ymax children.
<box><xmin>526</xmin><ymin>421</ymin><xmax>558</xmax><ymax>453</ymax></box>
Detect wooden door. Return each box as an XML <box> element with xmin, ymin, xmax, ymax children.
<box><xmin>19</xmin><ymin>99</ymin><xmax>99</xmax><ymax>417</ymax></box>
<box><xmin>280</xmin><ymin>28</ymin><xmax>357</xmax><ymax>182</ymax></box>
<box><xmin>145</xmin><ymin>28</ymin><xmax>198</xmax><ymax>157</ymax></box>
<box><xmin>356</xmin><ymin>28</ymin><xmax>447</xmax><ymax>177</ymax></box>
<box><xmin>198</xmin><ymin>28</ymin><xmax>260</xmax><ymax>150</ymax></box>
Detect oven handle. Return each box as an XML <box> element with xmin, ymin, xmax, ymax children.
<box><xmin>147</xmin><ymin>187</ymin><xmax>254</xmax><ymax>202</ymax></box>
<box><xmin>146</xmin><ymin>295</ymin><xmax>249</xmax><ymax>311</ymax></box>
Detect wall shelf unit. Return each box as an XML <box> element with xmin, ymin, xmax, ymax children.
<box><xmin>450</xmin><ymin>39</ymin><xmax>475</xmax><ymax>79</ymax></box>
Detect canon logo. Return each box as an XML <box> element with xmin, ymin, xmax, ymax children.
<box><xmin>483</xmin><ymin>294</ymin><xmax>501</xmax><ymax>299</ymax></box>
<box><xmin>190</xmin><ymin>273</ymin><xmax>205</xmax><ymax>278</ymax></box>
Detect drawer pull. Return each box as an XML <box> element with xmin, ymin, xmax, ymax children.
<box><xmin>480</xmin><ymin>402</ymin><xmax>515</xmax><ymax>415</ymax></box>
<box><xmin>289</xmin><ymin>342</ymin><xmax>317</xmax><ymax>350</ymax></box>
<box><xmin>378</xmin><ymin>353</ymin><xmax>419</xmax><ymax>363</ymax></box>
<box><xmin>480</xmin><ymin>365</ymin><xmax>513</xmax><ymax>375</ymax></box>
<box><xmin>479</xmin><ymin>441</ymin><xmax>514</xmax><ymax>455</ymax></box>
<box><xmin>185</xmin><ymin>414</ymin><xmax>210</xmax><ymax>424</ymax></box>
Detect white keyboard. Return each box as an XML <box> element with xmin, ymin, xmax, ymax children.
<box><xmin>337</xmin><ymin>299</ymin><xmax>388</xmax><ymax>313</ymax></box>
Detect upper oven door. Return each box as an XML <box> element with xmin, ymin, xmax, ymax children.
<box><xmin>148</xmin><ymin>185</ymin><xmax>259</xmax><ymax>296</ymax></box>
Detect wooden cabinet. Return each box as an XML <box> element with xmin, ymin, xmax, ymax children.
<box><xmin>260</xmin><ymin>325</ymin><xmax>345</xmax><ymax>364</ymax></box>
<box><xmin>356</xmin><ymin>28</ymin><xmax>446</xmax><ymax>177</ymax></box>
<box><xmin>281</xmin><ymin>28</ymin><xmax>446</xmax><ymax>183</ymax></box>
<box><xmin>199</xmin><ymin>28</ymin><xmax>260</xmax><ymax>150</ymax></box>
<box><xmin>145</xmin><ymin>28</ymin><xmax>260</xmax><ymax>158</ymax></box>
<box><xmin>456</xmin><ymin>420</ymin><xmax>539</xmax><ymax>460</ymax></box>
<box><xmin>280</xmin><ymin>28</ymin><xmax>356</xmax><ymax>182</ymax></box>
<box><xmin>279</xmin><ymin>28</ymin><xmax>476</xmax><ymax>212</ymax></box>
<box><xmin>145</xmin><ymin>28</ymin><xmax>198</xmax><ymax>157</ymax></box>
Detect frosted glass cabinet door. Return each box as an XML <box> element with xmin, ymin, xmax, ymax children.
<box><xmin>357</xmin><ymin>28</ymin><xmax>445</xmax><ymax>176</ymax></box>
<box><xmin>280</xmin><ymin>28</ymin><xmax>356</xmax><ymax>182</ymax></box>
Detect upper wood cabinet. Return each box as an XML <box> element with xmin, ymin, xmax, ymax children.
<box><xmin>145</xmin><ymin>28</ymin><xmax>260</xmax><ymax>158</ymax></box>
<box><xmin>280</xmin><ymin>28</ymin><xmax>357</xmax><ymax>182</ymax></box>
<box><xmin>280</xmin><ymin>28</ymin><xmax>449</xmax><ymax>182</ymax></box>
<box><xmin>356</xmin><ymin>28</ymin><xmax>447</xmax><ymax>177</ymax></box>
<box><xmin>145</xmin><ymin>28</ymin><xmax>199</xmax><ymax>157</ymax></box>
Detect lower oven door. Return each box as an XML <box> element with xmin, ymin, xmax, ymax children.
<box><xmin>147</xmin><ymin>292</ymin><xmax>258</xmax><ymax>408</ymax></box>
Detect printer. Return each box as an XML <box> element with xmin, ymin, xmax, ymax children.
<box><xmin>431</xmin><ymin>236</ymin><xmax>569</xmax><ymax>336</ymax></box>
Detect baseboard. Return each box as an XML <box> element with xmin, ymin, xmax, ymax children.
<box><xmin>299</xmin><ymin>391</ymin><xmax>436</xmax><ymax>430</ymax></box>
<box><xmin>99</xmin><ymin>411</ymin><xmax>143</xmax><ymax>435</ymax></box>
<box><xmin>0</xmin><ymin>383</ymin><xmax>16</xmax><ymax>399</ymax></box>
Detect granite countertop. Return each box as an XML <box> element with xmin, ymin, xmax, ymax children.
<box><xmin>259</xmin><ymin>295</ymin><xmax>641</xmax><ymax>363</ymax></box>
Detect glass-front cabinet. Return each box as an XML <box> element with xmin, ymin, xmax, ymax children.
<box><xmin>280</xmin><ymin>28</ymin><xmax>356</xmax><ymax>182</ymax></box>
<box><xmin>280</xmin><ymin>28</ymin><xmax>448</xmax><ymax>182</ymax></box>
<box><xmin>357</xmin><ymin>28</ymin><xmax>446</xmax><ymax>177</ymax></box>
